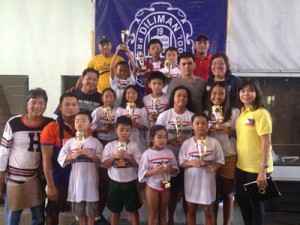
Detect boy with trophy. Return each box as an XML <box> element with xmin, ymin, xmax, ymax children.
<box><xmin>102</xmin><ymin>116</ymin><xmax>142</xmax><ymax>225</ymax></box>
<box><xmin>57</xmin><ymin>111</ymin><xmax>103</xmax><ymax>225</ymax></box>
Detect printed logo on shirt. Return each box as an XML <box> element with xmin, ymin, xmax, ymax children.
<box><xmin>117</xmin><ymin>79</ymin><xmax>131</xmax><ymax>90</ymax></box>
<box><xmin>245</xmin><ymin>118</ymin><xmax>255</xmax><ymax>126</ymax></box>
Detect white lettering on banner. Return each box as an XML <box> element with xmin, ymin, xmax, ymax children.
<box><xmin>127</xmin><ymin>2</ymin><xmax>193</xmax><ymax>88</ymax></box>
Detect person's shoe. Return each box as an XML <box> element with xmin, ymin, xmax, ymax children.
<box><xmin>94</xmin><ymin>216</ymin><xmax>111</xmax><ymax>225</ymax></box>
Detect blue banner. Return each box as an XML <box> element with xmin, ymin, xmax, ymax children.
<box><xmin>95</xmin><ymin>0</ymin><xmax>228</xmax><ymax>93</ymax></box>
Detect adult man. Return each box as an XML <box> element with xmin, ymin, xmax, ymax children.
<box><xmin>40</xmin><ymin>93</ymin><xmax>80</xmax><ymax>225</ymax></box>
<box><xmin>87</xmin><ymin>34</ymin><xmax>124</xmax><ymax>93</ymax></box>
<box><xmin>193</xmin><ymin>35</ymin><xmax>212</xmax><ymax>81</ymax></box>
<box><xmin>167</xmin><ymin>52</ymin><xmax>206</xmax><ymax>114</ymax></box>
<box><xmin>0</xmin><ymin>88</ymin><xmax>53</xmax><ymax>225</ymax></box>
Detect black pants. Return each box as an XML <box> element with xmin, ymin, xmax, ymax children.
<box><xmin>235</xmin><ymin>168</ymin><xmax>266</xmax><ymax>225</ymax></box>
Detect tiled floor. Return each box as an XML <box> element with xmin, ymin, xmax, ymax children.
<box><xmin>1</xmin><ymin>203</ymin><xmax>300</xmax><ymax>225</ymax></box>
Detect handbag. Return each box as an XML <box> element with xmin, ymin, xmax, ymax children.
<box><xmin>243</xmin><ymin>177</ymin><xmax>281</xmax><ymax>202</ymax></box>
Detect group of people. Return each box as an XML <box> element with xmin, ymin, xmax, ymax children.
<box><xmin>0</xmin><ymin>33</ymin><xmax>273</xmax><ymax>225</ymax></box>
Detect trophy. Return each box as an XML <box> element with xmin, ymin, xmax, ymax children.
<box><xmin>160</xmin><ymin>162</ymin><xmax>171</xmax><ymax>189</ymax></box>
<box><xmin>75</xmin><ymin>131</ymin><xmax>85</xmax><ymax>151</ymax></box>
<box><xmin>120</xmin><ymin>30</ymin><xmax>130</xmax><ymax>51</ymax></box>
<box><xmin>104</xmin><ymin>106</ymin><xmax>113</xmax><ymax>124</ymax></box>
<box><xmin>212</xmin><ymin>105</ymin><xmax>224</xmax><ymax>128</ymax></box>
<box><xmin>126</xmin><ymin>102</ymin><xmax>136</xmax><ymax>119</ymax></box>
<box><xmin>164</xmin><ymin>60</ymin><xmax>172</xmax><ymax>79</ymax></box>
<box><xmin>197</xmin><ymin>137</ymin><xmax>207</xmax><ymax>161</ymax></box>
<box><xmin>152</xmin><ymin>98</ymin><xmax>160</xmax><ymax>119</ymax></box>
<box><xmin>174</xmin><ymin>117</ymin><xmax>183</xmax><ymax>142</ymax></box>
<box><xmin>117</xmin><ymin>140</ymin><xmax>127</xmax><ymax>167</ymax></box>
<box><xmin>136</xmin><ymin>51</ymin><xmax>147</xmax><ymax>72</ymax></box>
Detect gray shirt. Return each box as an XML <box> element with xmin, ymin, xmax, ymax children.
<box><xmin>167</xmin><ymin>76</ymin><xmax>206</xmax><ymax>114</ymax></box>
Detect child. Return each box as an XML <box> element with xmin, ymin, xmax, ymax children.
<box><xmin>138</xmin><ymin>125</ymin><xmax>179</xmax><ymax>225</ymax></box>
<box><xmin>110</xmin><ymin>44</ymin><xmax>138</xmax><ymax>106</ymax></box>
<box><xmin>57</xmin><ymin>111</ymin><xmax>103</xmax><ymax>225</ymax></box>
<box><xmin>116</xmin><ymin>85</ymin><xmax>149</xmax><ymax>153</ymax></box>
<box><xmin>156</xmin><ymin>86</ymin><xmax>194</xmax><ymax>225</ymax></box>
<box><xmin>102</xmin><ymin>116</ymin><xmax>142</xmax><ymax>225</ymax></box>
<box><xmin>205</xmin><ymin>82</ymin><xmax>239</xmax><ymax>225</ymax></box>
<box><xmin>143</xmin><ymin>39</ymin><xmax>164</xmax><ymax>95</ymax></box>
<box><xmin>159</xmin><ymin>47</ymin><xmax>180</xmax><ymax>93</ymax></box>
<box><xmin>179</xmin><ymin>114</ymin><xmax>224</xmax><ymax>225</ymax></box>
<box><xmin>91</xmin><ymin>87</ymin><xmax>117</xmax><ymax>224</ymax></box>
<box><xmin>143</xmin><ymin>71</ymin><xmax>169</xmax><ymax>129</ymax></box>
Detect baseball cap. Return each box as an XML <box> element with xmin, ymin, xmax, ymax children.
<box><xmin>195</xmin><ymin>34</ymin><xmax>209</xmax><ymax>42</ymax></box>
<box><xmin>98</xmin><ymin>34</ymin><xmax>111</xmax><ymax>43</ymax></box>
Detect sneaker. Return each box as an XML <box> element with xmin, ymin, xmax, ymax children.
<box><xmin>94</xmin><ymin>216</ymin><xmax>111</xmax><ymax>225</ymax></box>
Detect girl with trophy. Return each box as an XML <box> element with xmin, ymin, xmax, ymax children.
<box><xmin>205</xmin><ymin>81</ymin><xmax>240</xmax><ymax>225</ymax></box>
<box><xmin>156</xmin><ymin>86</ymin><xmax>194</xmax><ymax>225</ymax></box>
<box><xmin>115</xmin><ymin>85</ymin><xmax>149</xmax><ymax>153</ymax></box>
<box><xmin>179</xmin><ymin>114</ymin><xmax>224</xmax><ymax>225</ymax></box>
<box><xmin>138</xmin><ymin>125</ymin><xmax>179</xmax><ymax>225</ymax></box>
<box><xmin>58</xmin><ymin>111</ymin><xmax>103</xmax><ymax>225</ymax></box>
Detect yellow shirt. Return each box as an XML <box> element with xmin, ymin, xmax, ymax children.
<box><xmin>236</xmin><ymin>107</ymin><xmax>273</xmax><ymax>173</ymax></box>
<box><xmin>87</xmin><ymin>54</ymin><xmax>124</xmax><ymax>93</ymax></box>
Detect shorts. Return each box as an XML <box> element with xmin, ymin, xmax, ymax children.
<box><xmin>107</xmin><ymin>179</ymin><xmax>142</xmax><ymax>213</ymax></box>
<box><xmin>98</xmin><ymin>167</ymin><xmax>109</xmax><ymax>192</ymax></box>
<box><xmin>219</xmin><ymin>155</ymin><xmax>237</xmax><ymax>179</ymax></box>
<box><xmin>71</xmin><ymin>201</ymin><xmax>98</xmax><ymax>217</ymax></box>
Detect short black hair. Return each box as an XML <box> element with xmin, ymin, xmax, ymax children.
<box><xmin>191</xmin><ymin>113</ymin><xmax>209</xmax><ymax>123</ymax></box>
<box><xmin>82</xmin><ymin>68</ymin><xmax>100</xmax><ymax>78</ymax></box>
<box><xmin>178</xmin><ymin>52</ymin><xmax>195</xmax><ymax>64</ymax></box>
<box><xmin>76</xmin><ymin>110</ymin><xmax>92</xmax><ymax>123</ymax></box>
<box><xmin>115</xmin><ymin>61</ymin><xmax>129</xmax><ymax>69</ymax></box>
<box><xmin>148</xmin><ymin>39</ymin><xmax>163</xmax><ymax>49</ymax></box>
<box><xmin>149</xmin><ymin>71</ymin><xmax>166</xmax><ymax>83</ymax></box>
<box><xmin>149</xmin><ymin>125</ymin><xmax>168</xmax><ymax>147</ymax></box>
<box><xmin>165</xmin><ymin>47</ymin><xmax>178</xmax><ymax>55</ymax></box>
<box><xmin>59</xmin><ymin>92</ymin><xmax>78</xmax><ymax>105</ymax></box>
<box><xmin>115</xmin><ymin>115</ymin><xmax>133</xmax><ymax>128</ymax></box>
<box><xmin>27</xmin><ymin>88</ymin><xmax>48</xmax><ymax>103</ymax></box>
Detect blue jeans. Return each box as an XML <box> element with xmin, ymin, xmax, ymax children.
<box><xmin>5</xmin><ymin>195</ymin><xmax>44</xmax><ymax>225</ymax></box>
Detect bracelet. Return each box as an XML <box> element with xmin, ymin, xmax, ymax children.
<box><xmin>260</xmin><ymin>162</ymin><xmax>269</xmax><ymax>169</ymax></box>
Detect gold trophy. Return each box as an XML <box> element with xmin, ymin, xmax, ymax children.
<box><xmin>117</xmin><ymin>140</ymin><xmax>127</xmax><ymax>167</ymax></box>
<box><xmin>212</xmin><ymin>105</ymin><xmax>223</xmax><ymax>128</ymax></box>
<box><xmin>174</xmin><ymin>117</ymin><xmax>183</xmax><ymax>142</ymax></box>
<box><xmin>120</xmin><ymin>30</ymin><xmax>130</xmax><ymax>51</ymax></box>
<box><xmin>197</xmin><ymin>137</ymin><xmax>207</xmax><ymax>161</ymax></box>
<box><xmin>152</xmin><ymin>98</ymin><xmax>160</xmax><ymax>119</ymax></box>
<box><xmin>104</xmin><ymin>106</ymin><xmax>113</xmax><ymax>124</ymax></box>
<box><xmin>164</xmin><ymin>60</ymin><xmax>172</xmax><ymax>79</ymax></box>
<box><xmin>136</xmin><ymin>51</ymin><xmax>147</xmax><ymax>72</ymax></box>
<box><xmin>126</xmin><ymin>102</ymin><xmax>136</xmax><ymax>119</ymax></box>
<box><xmin>161</xmin><ymin>162</ymin><xmax>171</xmax><ymax>189</ymax></box>
<box><xmin>75</xmin><ymin>131</ymin><xmax>85</xmax><ymax>151</ymax></box>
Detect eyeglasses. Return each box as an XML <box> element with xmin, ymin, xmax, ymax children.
<box><xmin>211</xmin><ymin>62</ymin><xmax>225</xmax><ymax>67</ymax></box>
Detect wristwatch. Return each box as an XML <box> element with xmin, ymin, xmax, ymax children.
<box><xmin>260</xmin><ymin>162</ymin><xmax>269</xmax><ymax>169</ymax></box>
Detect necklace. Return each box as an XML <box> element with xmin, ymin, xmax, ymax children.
<box><xmin>24</xmin><ymin>114</ymin><xmax>43</xmax><ymax>127</ymax></box>
<box><xmin>214</xmin><ymin>77</ymin><xmax>225</xmax><ymax>82</ymax></box>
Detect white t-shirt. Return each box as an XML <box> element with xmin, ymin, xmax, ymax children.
<box><xmin>110</xmin><ymin>74</ymin><xmax>136</xmax><ymax>106</ymax></box>
<box><xmin>91</xmin><ymin>106</ymin><xmax>117</xmax><ymax>141</ymax></box>
<box><xmin>102</xmin><ymin>140</ymin><xmax>141</xmax><ymax>182</ymax></box>
<box><xmin>179</xmin><ymin>136</ymin><xmax>224</xmax><ymax>205</ymax></box>
<box><xmin>138</xmin><ymin>148</ymin><xmax>179</xmax><ymax>191</ymax></box>
<box><xmin>156</xmin><ymin>108</ymin><xmax>194</xmax><ymax>158</ymax></box>
<box><xmin>115</xmin><ymin>106</ymin><xmax>149</xmax><ymax>152</ymax></box>
<box><xmin>159</xmin><ymin>67</ymin><xmax>181</xmax><ymax>93</ymax></box>
<box><xmin>205</xmin><ymin>108</ymin><xmax>240</xmax><ymax>157</ymax></box>
<box><xmin>57</xmin><ymin>136</ymin><xmax>103</xmax><ymax>202</ymax></box>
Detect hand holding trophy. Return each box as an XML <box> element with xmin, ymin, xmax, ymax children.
<box><xmin>152</xmin><ymin>98</ymin><xmax>161</xmax><ymax>120</ymax></box>
<box><xmin>164</xmin><ymin>60</ymin><xmax>172</xmax><ymax>79</ymax></box>
<box><xmin>75</xmin><ymin>131</ymin><xmax>85</xmax><ymax>151</ymax></box>
<box><xmin>212</xmin><ymin>105</ymin><xmax>224</xmax><ymax>128</ymax></box>
<box><xmin>120</xmin><ymin>30</ymin><xmax>130</xmax><ymax>51</ymax></box>
<box><xmin>174</xmin><ymin>117</ymin><xmax>183</xmax><ymax>142</ymax></box>
<box><xmin>126</xmin><ymin>102</ymin><xmax>136</xmax><ymax>121</ymax></box>
<box><xmin>160</xmin><ymin>162</ymin><xmax>171</xmax><ymax>189</ymax></box>
<box><xmin>197</xmin><ymin>137</ymin><xmax>207</xmax><ymax>163</ymax></box>
<box><xmin>104</xmin><ymin>106</ymin><xmax>113</xmax><ymax>124</ymax></box>
<box><xmin>117</xmin><ymin>140</ymin><xmax>127</xmax><ymax>168</ymax></box>
<box><xmin>136</xmin><ymin>51</ymin><xmax>147</xmax><ymax>72</ymax></box>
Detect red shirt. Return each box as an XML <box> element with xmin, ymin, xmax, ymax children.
<box><xmin>193</xmin><ymin>54</ymin><xmax>212</xmax><ymax>81</ymax></box>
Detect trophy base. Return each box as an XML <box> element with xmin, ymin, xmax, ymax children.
<box><xmin>117</xmin><ymin>161</ymin><xmax>126</xmax><ymax>168</ymax></box>
<box><xmin>140</xmin><ymin>65</ymin><xmax>147</xmax><ymax>72</ymax></box>
<box><xmin>161</xmin><ymin>181</ymin><xmax>171</xmax><ymax>189</ymax></box>
<box><xmin>152</xmin><ymin>113</ymin><xmax>160</xmax><ymax>120</ymax></box>
<box><xmin>164</xmin><ymin>73</ymin><xmax>171</xmax><ymax>79</ymax></box>
<box><xmin>120</xmin><ymin>45</ymin><xmax>127</xmax><ymax>51</ymax></box>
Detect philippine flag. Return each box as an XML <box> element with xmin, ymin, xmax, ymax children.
<box><xmin>245</xmin><ymin>119</ymin><xmax>255</xmax><ymax>126</ymax></box>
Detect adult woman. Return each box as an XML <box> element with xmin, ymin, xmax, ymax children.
<box><xmin>235</xmin><ymin>78</ymin><xmax>273</xmax><ymax>225</ymax></box>
<box><xmin>205</xmin><ymin>52</ymin><xmax>240</xmax><ymax>109</ymax></box>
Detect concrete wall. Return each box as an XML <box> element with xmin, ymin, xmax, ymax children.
<box><xmin>0</xmin><ymin>0</ymin><xmax>94</xmax><ymax>117</ymax></box>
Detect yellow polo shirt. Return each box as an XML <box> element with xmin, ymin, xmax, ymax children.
<box><xmin>236</xmin><ymin>107</ymin><xmax>273</xmax><ymax>173</ymax></box>
<box><xmin>87</xmin><ymin>54</ymin><xmax>124</xmax><ymax>93</ymax></box>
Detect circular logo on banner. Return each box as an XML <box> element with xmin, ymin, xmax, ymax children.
<box><xmin>127</xmin><ymin>2</ymin><xmax>193</xmax><ymax>90</ymax></box>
